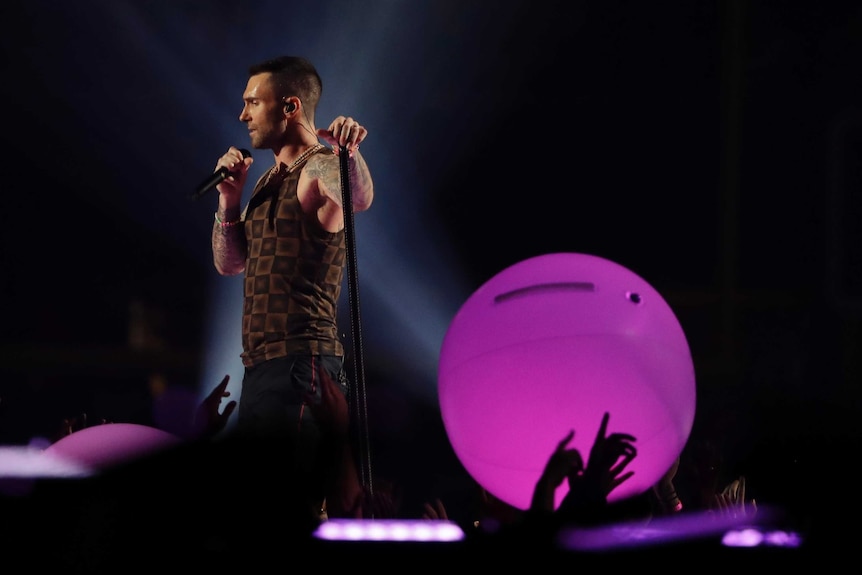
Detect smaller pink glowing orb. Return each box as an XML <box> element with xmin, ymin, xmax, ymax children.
<box><xmin>438</xmin><ymin>253</ymin><xmax>696</xmax><ymax>510</ymax></box>
<box><xmin>44</xmin><ymin>423</ymin><xmax>182</xmax><ymax>472</ymax></box>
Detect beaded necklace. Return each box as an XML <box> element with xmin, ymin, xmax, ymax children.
<box><xmin>263</xmin><ymin>143</ymin><xmax>325</xmax><ymax>187</ymax></box>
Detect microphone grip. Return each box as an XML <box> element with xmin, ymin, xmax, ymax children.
<box><xmin>189</xmin><ymin>148</ymin><xmax>252</xmax><ymax>201</ymax></box>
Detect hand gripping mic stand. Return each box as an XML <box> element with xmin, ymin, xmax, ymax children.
<box><xmin>338</xmin><ymin>146</ymin><xmax>374</xmax><ymax>511</ymax></box>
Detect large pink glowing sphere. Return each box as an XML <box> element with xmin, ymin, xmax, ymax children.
<box><xmin>438</xmin><ymin>253</ymin><xmax>696</xmax><ymax>510</ymax></box>
<box><xmin>44</xmin><ymin>423</ymin><xmax>182</xmax><ymax>473</ymax></box>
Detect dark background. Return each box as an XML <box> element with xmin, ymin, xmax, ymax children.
<box><xmin>1</xmin><ymin>0</ymin><xmax>860</xmax><ymax>537</ymax></box>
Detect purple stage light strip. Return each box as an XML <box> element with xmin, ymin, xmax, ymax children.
<box><xmin>721</xmin><ymin>527</ymin><xmax>803</xmax><ymax>548</ymax></box>
<box><xmin>0</xmin><ymin>445</ymin><xmax>93</xmax><ymax>479</ymax></box>
<box><xmin>0</xmin><ymin>445</ymin><xmax>94</xmax><ymax>497</ymax></box>
<box><xmin>557</xmin><ymin>505</ymin><xmax>802</xmax><ymax>551</ymax></box>
<box><xmin>313</xmin><ymin>519</ymin><xmax>466</xmax><ymax>542</ymax></box>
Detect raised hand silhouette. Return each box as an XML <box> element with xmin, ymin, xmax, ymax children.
<box><xmin>557</xmin><ymin>411</ymin><xmax>637</xmax><ymax>525</ymax></box>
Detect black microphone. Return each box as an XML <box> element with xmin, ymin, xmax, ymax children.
<box><xmin>189</xmin><ymin>148</ymin><xmax>252</xmax><ymax>201</ymax></box>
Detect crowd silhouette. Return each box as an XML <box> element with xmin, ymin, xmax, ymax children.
<box><xmin>0</xmin><ymin>368</ymin><xmax>809</xmax><ymax>569</ymax></box>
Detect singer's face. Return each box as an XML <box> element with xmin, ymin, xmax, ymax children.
<box><xmin>240</xmin><ymin>73</ymin><xmax>282</xmax><ymax>150</ymax></box>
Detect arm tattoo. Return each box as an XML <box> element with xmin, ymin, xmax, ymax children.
<box><xmin>212</xmin><ymin>219</ymin><xmax>246</xmax><ymax>275</ymax></box>
<box><xmin>307</xmin><ymin>156</ymin><xmax>344</xmax><ymax>207</ymax></box>
<box><xmin>307</xmin><ymin>152</ymin><xmax>372</xmax><ymax>209</ymax></box>
<box><xmin>349</xmin><ymin>153</ymin><xmax>371</xmax><ymax>195</ymax></box>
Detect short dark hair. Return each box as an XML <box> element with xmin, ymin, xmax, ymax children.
<box><xmin>248</xmin><ymin>56</ymin><xmax>322</xmax><ymax>110</ymax></box>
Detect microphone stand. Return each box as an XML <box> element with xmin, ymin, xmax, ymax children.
<box><xmin>338</xmin><ymin>146</ymin><xmax>374</xmax><ymax>512</ymax></box>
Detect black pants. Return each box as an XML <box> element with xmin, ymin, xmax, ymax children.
<box><xmin>236</xmin><ymin>354</ymin><xmax>348</xmax><ymax>513</ymax></box>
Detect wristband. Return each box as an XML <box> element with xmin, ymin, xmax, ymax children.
<box><xmin>215</xmin><ymin>212</ymin><xmax>241</xmax><ymax>228</ymax></box>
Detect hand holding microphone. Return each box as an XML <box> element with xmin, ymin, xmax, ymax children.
<box><xmin>189</xmin><ymin>147</ymin><xmax>252</xmax><ymax>201</ymax></box>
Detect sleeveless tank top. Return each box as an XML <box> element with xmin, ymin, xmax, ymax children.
<box><xmin>239</xmin><ymin>148</ymin><xmax>345</xmax><ymax>367</ymax></box>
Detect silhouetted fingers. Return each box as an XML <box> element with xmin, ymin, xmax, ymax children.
<box><xmin>556</xmin><ymin>429</ymin><xmax>575</xmax><ymax>450</ymax></box>
<box><xmin>595</xmin><ymin>411</ymin><xmax>610</xmax><ymax>442</ymax></box>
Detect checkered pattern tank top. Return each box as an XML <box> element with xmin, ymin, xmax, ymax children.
<box><xmin>239</xmin><ymin>148</ymin><xmax>345</xmax><ymax>367</ymax></box>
